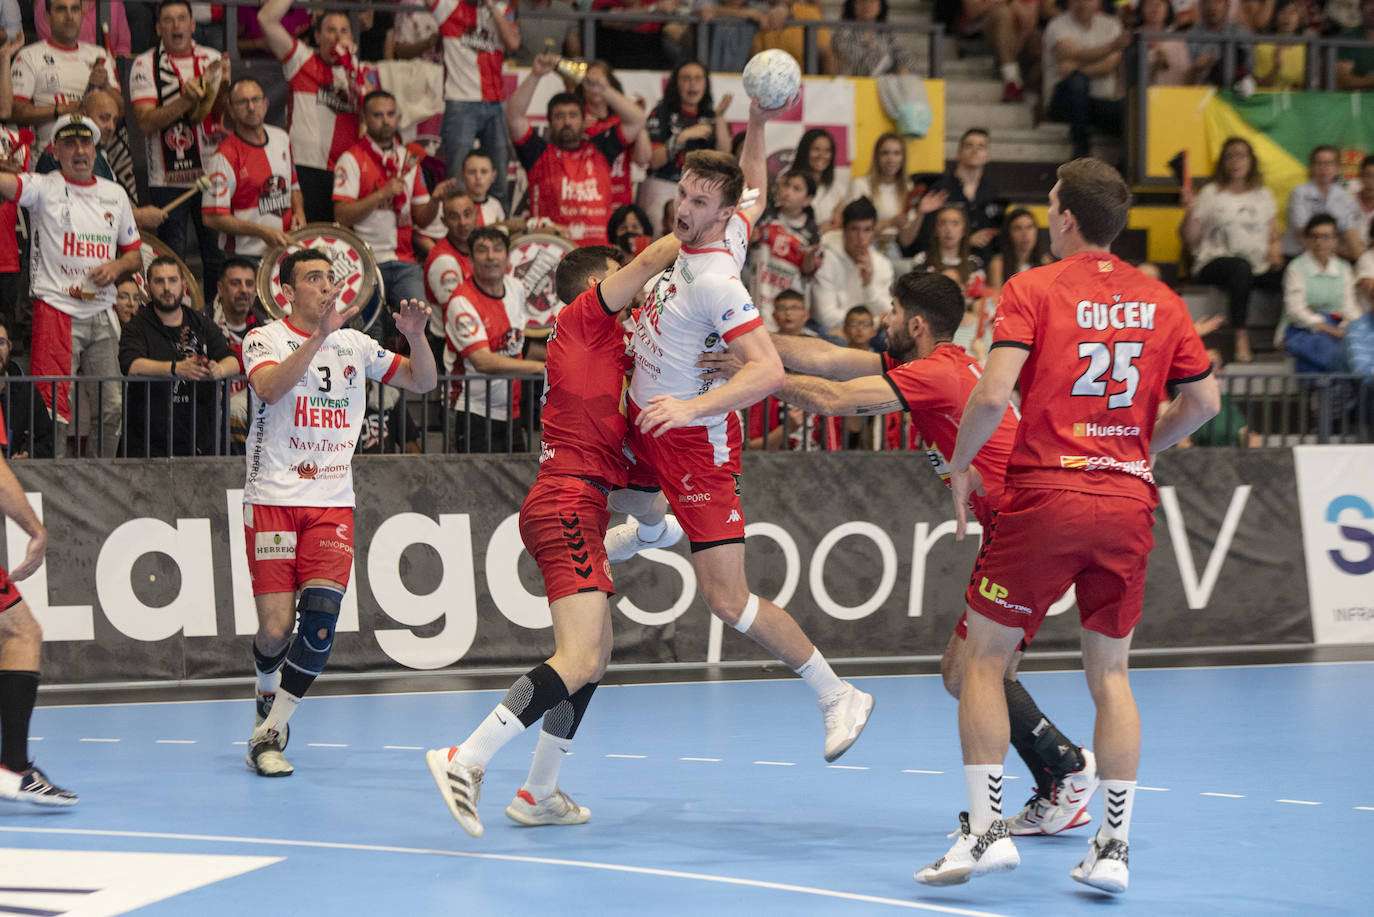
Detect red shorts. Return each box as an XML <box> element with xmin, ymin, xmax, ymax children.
<box><xmin>244</xmin><ymin>504</ymin><xmax>355</xmax><ymax>596</ymax></box>
<box><xmin>964</xmin><ymin>487</ymin><xmax>1155</xmax><ymax>642</ymax></box>
<box><xmin>0</xmin><ymin>566</ymin><xmax>23</xmax><ymax>612</ymax></box>
<box><xmin>31</xmin><ymin>299</ymin><xmax>74</xmax><ymax>424</ymax></box>
<box><xmin>519</xmin><ymin>475</ymin><xmax>614</xmax><ymax>602</ymax></box>
<box><xmin>627</xmin><ymin>400</ymin><xmax>745</xmax><ymax>549</ymax></box>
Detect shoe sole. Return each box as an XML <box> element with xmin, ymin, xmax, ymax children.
<box><xmin>1072</xmin><ymin>867</ymin><xmax>1128</xmax><ymax>894</ymax></box>
<box><xmin>824</xmin><ymin>693</ymin><xmax>875</xmax><ymax>763</ymax></box>
<box><xmin>16</xmin><ymin>793</ymin><xmax>78</xmax><ymax>807</ymax></box>
<box><xmin>914</xmin><ymin>865</ymin><xmax>972</xmax><ymax>886</ymax></box>
<box><xmin>504</xmin><ymin>804</ymin><xmax>591</xmax><ymax>827</ymax></box>
<box><xmin>425</xmin><ymin>750</ymin><xmax>483</xmax><ymax>838</ymax></box>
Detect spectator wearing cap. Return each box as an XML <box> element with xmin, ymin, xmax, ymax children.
<box><xmin>0</xmin><ymin>115</ymin><xmax>142</xmax><ymax>456</ymax></box>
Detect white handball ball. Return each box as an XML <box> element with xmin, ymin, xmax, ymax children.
<box><xmin>742</xmin><ymin>50</ymin><xmax>801</xmax><ymax>111</ymax></box>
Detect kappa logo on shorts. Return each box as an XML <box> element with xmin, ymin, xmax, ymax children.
<box><xmin>726</xmin><ymin>509</ymin><xmax>741</xmax><ymax>524</ymax></box>
<box><xmin>255</xmin><ymin>531</ymin><xmax>297</xmax><ymax>560</ymax></box>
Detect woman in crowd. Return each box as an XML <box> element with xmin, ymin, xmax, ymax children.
<box><xmin>608</xmin><ymin>204</ymin><xmax>657</xmax><ymax>256</ymax></box>
<box><xmin>911</xmin><ymin>206</ymin><xmax>990</xmax><ymax>358</ymax></box>
<box><xmin>1254</xmin><ymin>0</ymin><xmax>1309</xmax><ymax>90</ymax></box>
<box><xmin>831</xmin><ymin>0</ymin><xmax>918</xmax><ymax>76</ymax></box>
<box><xmin>1140</xmin><ymin>0</ymin><xmax>1191</xmax><ymax>86</ymax></box>
<box><xmin>1278</xmin><ymin>213</ymin><xmax>1361</xmax><ymax>372</ymax></box>
<box><xmin>843</xmin><ymin>133</ymin><xmax>915</xmax><ymax>250</ymax></box>
<box><xmin>638</xmin><ymin>61</ymin><xmax>733</xmax><ymax>228</ymax></box>
<box><xmin>792</xmin><ymin>128</ymin><xmax>845</xmax><ymax>231</ymax></box>
<box><xmin>986</xmin><ymin>208</ymin><xmax>1051</xmax><ymax>291</ymax></box>
<box><xmin>1180</xmin><ymin>135</ymin><xmax>1284</xmax><ymax>362</ymax></box>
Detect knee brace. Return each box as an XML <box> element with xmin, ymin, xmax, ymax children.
<box><xmin>286</xmin><ymin>586</ymin><xmax>344</xmax><ymax>678</ymax></box>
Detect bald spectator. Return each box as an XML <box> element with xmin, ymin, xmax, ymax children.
<box><xmin>131</xmin><ymin>0</ymin><xmax>229</xmax><ymax>300</ymax></box>
<box><xmin>430</xmin><ymin>0</ymin><xmax>522</xmax><ymax>211</ymax></box>
<box><xmin>9</xmin><ymin>0</ymin><xmax>121</xmax><ymax>154</ymax></box>
<box><xmin>506</xmin><ymin>53</ymin><xmax>645</xmax><ymax>245</ymax></box>
<box><xmin>203</xmin><ymin>78</ymin><xmax>305</xmax><ymax>261</ymax></box>
<box><xmin>335</xmin><ymin>91</ymin><xmax>455</xmax><ymax>317</ymax></box>
<box><xmin>259</xmin><ymin>0</ymin><xmax>379</xmax><ymax>224</ymax></box>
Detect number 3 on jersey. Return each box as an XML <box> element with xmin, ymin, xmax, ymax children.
<box><xmin>1072</xmin><ymin>341</ymin><xmax>1143</xmax><ymax>409</ymax></box>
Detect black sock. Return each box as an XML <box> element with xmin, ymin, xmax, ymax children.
<box><xmin>0</xmin><ymin>670</ymin><xmax>39</xmax><ymax>772</ymax></box>
<box><xmin>252</xmin><ymin>641</ymin><xmax>289</xmax><ymax>677</ymax></box>
<box><xmin>502</xmin><ymin>663</ymin><xmax>570</xmax><ymax>728</ymax></box>
<box><xmin>543</xmin><ymin>681</ymin><xmax>599</xmax><ymax>741</ymax></box>
<box><xmin>1005</xmin><ymin>678</ymin><xmax>1084</xmax><ymax>789</ymax></box>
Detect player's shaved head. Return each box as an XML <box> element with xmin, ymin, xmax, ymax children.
<box><xmin>556</xmin><ymin>245</ymin><xmax>628</xmax><ymax>305</ymax></box>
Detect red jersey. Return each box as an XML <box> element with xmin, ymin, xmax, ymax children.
<box><xmin>430</xmin><ymin>0</ymin><xmax>512</xmax><ymax>102</ymax></box>
<box><xmin>537</xmin><ymin>284</ymin><xmax>633</xmax><ymax>487</ymax></box>
<box><xmin>884</xmin><ymin>344</ymin><xmax>1018</xmax><ymax>523</ymax></box>
<box><xmin>992</xmin><ymin>253</ymin><xmax>1210</xmax><ymax>506</ymax></box>
<box><xmin>586</xmin><ymin>113</ymin><xmax>634</xmax><ymax>207</ymax></box>
<box><xmin>513</xmin><ymin>126</ymin><xmax>627</xmax><ymax>245</ymax></box>
<box><xmin>202</xmin><ymin>125</ymin><xmax>298</xmax><ymax>257</ymax></box>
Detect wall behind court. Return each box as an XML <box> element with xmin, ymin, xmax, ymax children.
<box><xmin>1</xmin><ymin>447</ymin><xmax>1324</xmax><ymax>685</ymax></box>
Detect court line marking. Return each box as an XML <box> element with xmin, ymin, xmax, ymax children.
<box><xmin>0</xmin><ymin>826</ymin><xmax>1012</xmax><ymax>916</ymax></box>
<box><xmin>680</xmin><ymin>757</ymin><xmax>720</xmax><ymax>762</ymax></box>
<box><xmin>827</xmin><ymin>765</ymin><xmax>868</xmax><ymax>771</ymax></box>
<box><xmin>383</xmin><ymin>746</ymin><xmax>423</xmax><ymax>751</ymax></box>
<box><xmin>903</xmin><ymin>770</ymin><xmax>943</xmax><ymax>775</ymax></box>
<box><xmin>37</xmin><ymin>660</ymin><xmax>1374</xmax><ymax>709</ymax></box>
<box><xmin>605</xmin><ymin>754</ymin><xmax>646</xmax><ymax>759</ymax></box>
<box><xmin>754</xmin><ymin>761</ymin><xmax>795</xmax><ymax>767</ymax></box>
<box><xmin>77</xmin><ymin>738</ymin><xmax>119</xmax><ymax>743</ymax></box>
<box><xmin>155</xmin><ymin>739</ymin><xmax>196</xmax><ymax>745</ymax></box>
<box><xmin>1356</xmin><ymin>806</ymin><xmax>1374</xmax><ymax>811</ymax></box>
<box><xmin>1137</xmin><ymin>786</ymin><xmax>1169</xmax><ymax>792</ymax></box>
<box><xmin>1201</xmin><ymin>792</ymin><xmax>1245</xmax><ymax>798</ymax></box>
<box><xmin>307</xmin><ymin>743</ymin><xmax>348</xmax><ymax>748</ymax></box>
<box><xmin>1276</xmin><ymin>799</ymin><xmax>1321</xmax><ymax>806</ymax></box>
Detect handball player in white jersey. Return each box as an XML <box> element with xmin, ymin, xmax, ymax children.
<box><xmin>625</xmin><ymin>100</ymin><xmax>874</xmax><ymax>761</ymax></box>
<box><xmin>239</xmin><ymin>248</ymin><xmax>437</xmax><ymax>777</ymax></box>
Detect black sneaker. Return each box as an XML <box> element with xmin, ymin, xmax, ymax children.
<box><xmin>3</xmin><ymin>764</ymin><xmax>79</xmax><ymax>807</ymax></box>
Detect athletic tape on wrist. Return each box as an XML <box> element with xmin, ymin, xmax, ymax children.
<box><xmin>733</xmin><ymin>593</ymin><xmax>760</xmax><ymax>634</ymax></box>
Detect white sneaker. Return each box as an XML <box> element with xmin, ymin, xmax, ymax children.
<box><xmin>426</xmin><ymin>747</ymin><xmax>484</xmax><ymax>838</ymax></box>
<box><xmin>914</xmin><ymin>812</ymin><xmax>1019</xmax><ymax>886</ymax></box>
<box><xmin>819</xmin><ymin>682</ymin><xmax>874</xmax><ymax>762</ymax></box>
<box><xmin>1071</xmin><ymin>832</ymin><xmax>1130</xmax><ymax>893</ymax></box>
<box><xmin>245</xmin><ymin>728</ymin><xmax>293</xmax><ymax>777</ymax></box>
<box><xmin>1042</xmin><ymin>748</ymin><xmax>1099</xmax><ymax>834</ymax></box>
<box><xmin>605</xmin><ymin>515</ymin><xmax>685</xmax><ymax>563</ymax></box>
<box><xmin>254</xmin><ymin>691</ymin><xmax>289</xmax><ymax>751</ymax></box>
<box><xmin>505</xmin><ymin>786</ymin><xmax>591</xmax><ymax>826</ymax></box>
<box><xmin>1006</xmin><ymin>792</ymin><xmax>1092</xmax><ymax>836</ymax></box>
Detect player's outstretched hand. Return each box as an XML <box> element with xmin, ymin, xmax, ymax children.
<box><xmin>636</xmin><ymin>395</ymin><xmax>698</xmax><ymax>437</ymax></box>
<box><xmin>750</xmin><ymin>95</ymin><xmax>797</xmax><ymax>123</ymax></box>
<box><xmin>10</xmin><ymin>526</ymin><xmax>47</xmax><ymax>581</ymax></box>
<box><xmin>696</xmin><ymin>350</ymin><xmax>742</xmax><ymax>380</ymax></box>
<box><xmin>950</xmin><ymin>466</ymin><xmax>984</xmax><ymax>541</ymax></box>
<box><xmin>316</xmin><ymin>282</ymin><xmax>361</xmax><ymax>336</ymax></box>
<box><xmin>395</xmin><ymin>298</ymin><xmax>431</xmax><ymax>337</ymax></box>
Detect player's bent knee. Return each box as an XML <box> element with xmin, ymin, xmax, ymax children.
<box><xmin>288</xmin><ymin>586</ymin><xmax>344</xmax><ymax>676</ymax></box>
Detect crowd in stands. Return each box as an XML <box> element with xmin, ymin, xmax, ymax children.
<box><xmin>0</xmin><ymin>0</ymin><xmax>1369</xmax><ymax>460</ymax></box>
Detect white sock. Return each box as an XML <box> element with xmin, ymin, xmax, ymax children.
<box><xmin>456</xmin><ymin>705</ymin><xmax>526</xmax><ymax>770</ymax></box>
<box><xmin>524</xmin><ymin>730</ymin><xmax>571</xmax><ymax>802</ymax></box>
<box><xmin>965</xmin><ymin>764</ymin><xmax>1004</xmax><ymax>834</ymax></box>
<box><xmin>1000</xmin><ymin>62</ymin><xmax>1022</xmax><ymax>85</ymax></box>
<box><xmin>796</xmin><ymin>648</ymin><xmax>845</xmax><ymax>698</ymax></box>
<box><xmin>259</xmin><ymin>689</ymin><xmax>301</xmax><ymax>735</ymax></box>
<box><xmin>1099</xmin><ymin>780</ymin><xmax>1136</xmax><ymax>842</ymax></box>
<box><xmin>635</xmin><ymin>518</ymin><xmax>666</xmax><ymax>542</ymax></box>
<box><xmin>255</xmin><ymin>667</ymin><xmax>280</xmax><ymax>697</ymax></box>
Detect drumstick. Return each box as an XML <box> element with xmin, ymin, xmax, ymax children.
<box><xmin>158</xmin><ymin>175</ymin><xmax>214</xmax><ymax>217</ymax></box>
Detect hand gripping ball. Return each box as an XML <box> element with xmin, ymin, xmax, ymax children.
<box><xmin>742</xmin><ymin>50</ymin><xmax>801</xmax><ymax>111</ymax></box>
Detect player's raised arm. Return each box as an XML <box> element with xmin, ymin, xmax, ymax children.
<box><xmin>601</xmin><ymin>234</ymin><xmax>681</xmax><ymax>313</ymax></box>
<box><xmin>382</xmin><ymin>298</ymin><xmax>439</xmax><ymax>393</ymax></box>
<box><xmin>737</xmin><ymin>98</ymin><xmax>791</xmax><ymax>228</ymax></box>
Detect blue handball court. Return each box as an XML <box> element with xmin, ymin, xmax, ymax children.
<box><xmin>2</xmin><ymin>654</ymin><xmax>1371</xmax><ymax>917</ymax></box>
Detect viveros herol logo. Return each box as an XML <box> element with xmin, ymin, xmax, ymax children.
<box><xmin>1326</xmin><ymin>494</ymin><xmax>1374</xmax><ymax>575</ymax></box>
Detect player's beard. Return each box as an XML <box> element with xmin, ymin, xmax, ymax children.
<box><xmin>886</xmin><ymin>326</ymin><xmax>917</xmax><ymax>364</ymax></box>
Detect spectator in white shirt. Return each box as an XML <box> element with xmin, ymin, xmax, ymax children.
<box><xmin>810</xmin><ymin>197</ymin><xmax>894</xmax><ymax>336</ymax></box>
<box><xmin>1279</xmin><ymin>214</ymin><xmax>1361</xmax><ymax>372</ymax></box>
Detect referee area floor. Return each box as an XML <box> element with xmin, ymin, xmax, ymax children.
<box><xmin>3</xmin><ymin>654</ymin><xmax>1372</xmax><ymax>916</ymax></box>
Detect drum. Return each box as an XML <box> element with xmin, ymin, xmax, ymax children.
<box><xmin>256</xmin><ymin>223</ymin><xmax>385</xmax><ymax>333</ymax></box>
<box><xmin>139</xmin><ymin>231</ymin><xmax>205</xmax><ymax>312</ymax></box>
<box><xmin>507</xmin><ymin>232</ymin><xmax>575</xmax><ymax>337</ymax></box>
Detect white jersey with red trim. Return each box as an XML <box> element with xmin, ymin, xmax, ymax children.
<box><xmin>242</xmin><ymin>320</ymin><xmax>403</xmax><ymax>507</ymax></box>
<box><xmin>430</xmin><ymin>0</ymin><xmax>512</xmax><ymax>102</ymax></box>
<box><xmin>203</xmin><ymin>126</ymin><xmax>299</xmax><ymax>257</ymax></box>
<box><xmin>129</xmin><ymin>42</ymin><xmax>225</xmax><ymax>187</ymax></box>
<box><xmin>333</xmin><ymin>139</ymin><xmax>431</xmax><ymax>264</ymax></box>
<box><xmin>18</xmin><ymin>171</ymin><xmax>140</xmax><ymax>319</ymax></box>
<box><xmin>444</xmin><ymin>277</ymin><xmax>528</xmax><ymax>421</ymax></box>
<box><xmin>281</xmin><ymin>39</ymin><xmax>371</xmax><ymax>171</ymax></box>
<box><xmin>629</xmin><ymin>214</ymin><xmax>761</xmax><ymax>428</ymax></box>
<box><xmin>473</xmin><ymin>196</ymin><xmax>505</xmax><ymax>227</ymax></box>
<box><xmin>10</xmin><ymin>40</ymin><xmax>117</xmax><ymax>153</ymax></box>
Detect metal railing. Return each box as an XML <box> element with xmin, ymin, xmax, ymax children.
<box><xmin>8</xmin><ymin>369</ymin><xmax>1366</xmax><ymax>459</ymax></box>
<box><xmin>1130</xmin><ymin>29</ymin><xmax>1374</xmax><ymax>184</ymax></box>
